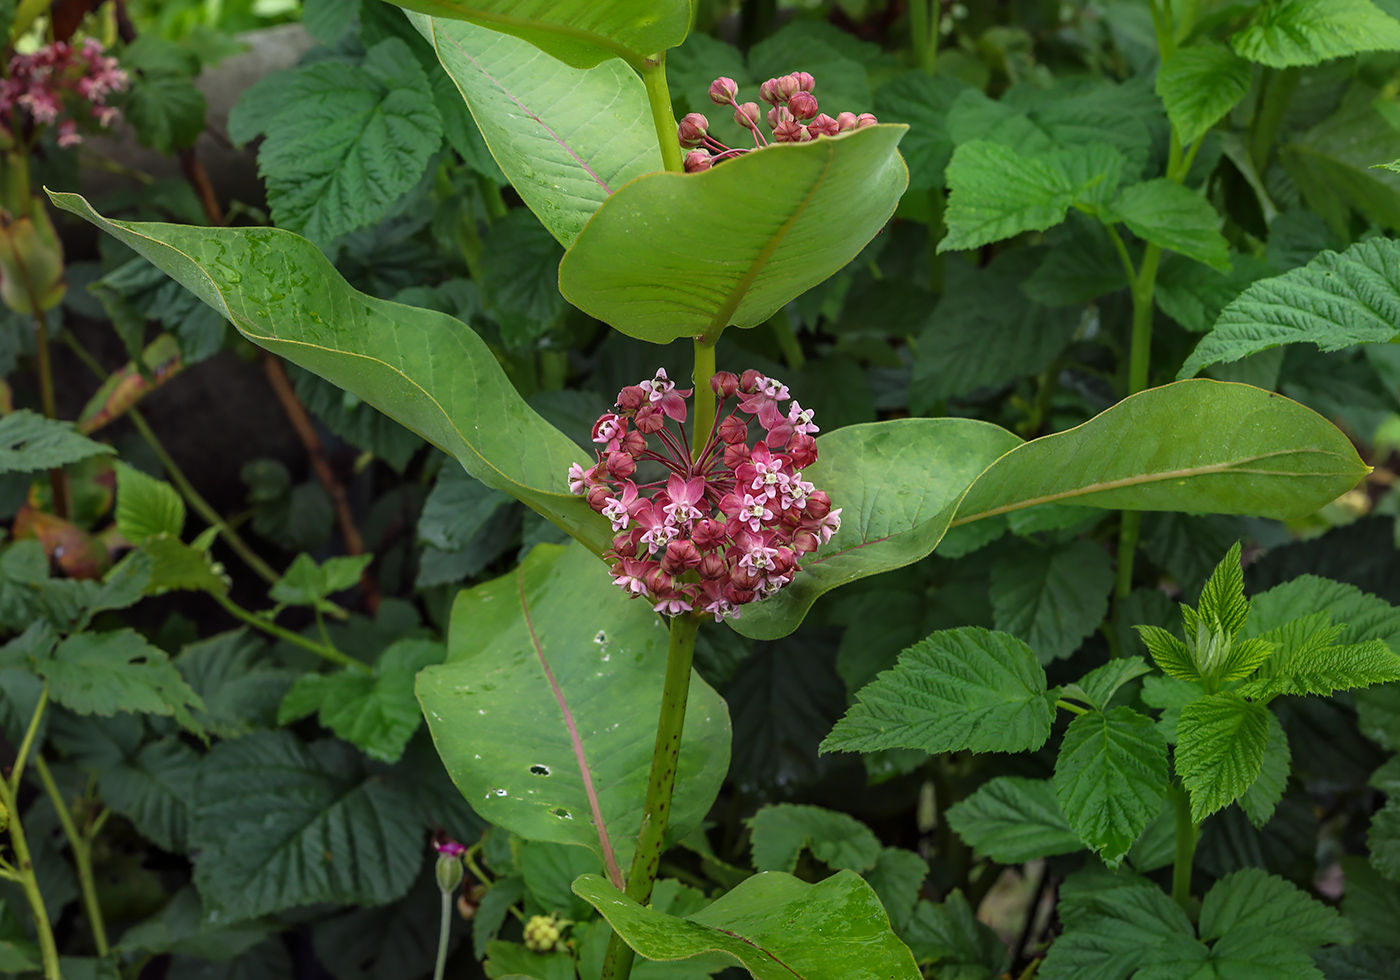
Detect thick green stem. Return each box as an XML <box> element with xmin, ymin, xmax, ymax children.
<box><xmin>1170</xmin><ymin>783</ymin><xmax>1200</xmax><ymax>914</ymax></box>
<box><xmin>769</xmin><ymin>309</ymin><xmax>805</xmax><ymax>373</ymax></box>
<box><xmin>910</xmin><ymin>0</ymin><xmax>938</xmax><ymax>75</ymax></box>
<box><xmin>600</xmin><ymin>614</ymin><xmax>702</xmax><ymax>980</ymax></box>
<box><xmin>213</xmin><ymin>592</ymin><xmax>369</xmax><ymax>672</ymax></box>
<box><xmin>432</xmin><ymin>888</ymin><xmax>452</xmax><ymax>980</ymax></box>
<box><xmin>641</xmin><ymin>54</ymin><xmax>684</xmax><ymax>174</ymax></box>
<box><xmin>0</xmin><ymin>775</ymin><xmax>60</xmax><ymax>979</ymax></box>
<box><xmin>34</xmin><ymin>756</ymin><xmax>108</xmax><ymax>956</ymax></box>
<box><xmin>8</xmin><ymin>681</ymin><xmax>47</xmax><ymax>792</ymax></box>
<box><xmin>691</xmin><ymin>341</ymin><xmax>717</xmax><ymax>461</ymax></box>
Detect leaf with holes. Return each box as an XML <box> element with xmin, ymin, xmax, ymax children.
<box><xmin>416</xmin><ymin>541</ymin><xmax>730</xmax><ymax>878</ymax></box>
<box><xmin>558</xmin><ymin>126</ymin><xmax>908</xmax><ymax>345</ymax></box>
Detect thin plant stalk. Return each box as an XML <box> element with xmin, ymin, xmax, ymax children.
<box><xmin>33</xmin><ymin>755</ymin><xmax>109</xmax><ymax>956</ymax></box>
<box><xmin>212</xmin><ymin>592</ymin><xmax>369</xmax><ymax>673</ymax></box>
<box><xmin>432</xmin><ymin>887</ymin><xmax>452</xmax><ymax>980</ymax></box>
<box><xmin>8</xmin><ymin>681</ymin><xmax>47</xmax><ymax>791</ymax></box>
<box><xmin>0</xmin><ymin>769</ymin><xmax>62</xmax><ymax>978</ymax></box>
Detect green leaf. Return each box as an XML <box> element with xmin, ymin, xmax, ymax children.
<box><xmin>0</xmin><ymin>411</ymin><xmax>114</xmax><ymax>473</ymax></box>
<box><xmin>747</xmin><ymin>804</ymin><xmax>881</xmax><ymax>873</ymax></box>
<box><xmin>256</xmin><ymin>38</ymin><xmax>442</xmax><ymax>243</ymax></box>
<box><xmin>873</xmin><ymin>71</ymin><xmax>969</xmax><ymax>189</ymax></box>
<box><xmin>269</xmin><ymin>553</ymin><xmax>373</xmax><ymax>611</ymax></box>
<box><xmin>1315</xmin><ymin>946</ymin><xmax>1400</xmax><ymax>980</ymax></box>
<box><xmin>1054</xmin><ymin>707</ymin><xmax>1170</xmax><ymax>866</ymax></box>
<box><xmin>47</xmin><ymin>193</ymin><xmax>612</xmax><ymax>558</ymax></box>
<box><xmin>416</xmin><ymin>542</ymin><xmax>729</xmax><ymax>870</ymax></box>
<box><xmin>117</xmin><ymin>44</ymin><xmax>207</xmax><ymax>154</ymax></box>
<box><xmin>176</xmin><ymin>631</ymin><xmax>297</xmax><ymax>738</ymax></box>
<box><xmin>287</xmin><ymin>368</ymin><xmax>424</xmax><ymax>473</ymax></box>
<box><xmin>519</xmin><ymin>840</ymin><xmax>602</xmax><ymax>921</ymax></box>
<box><xmin>97</xmin><ymin>737</ymin><xmax>200</xmax><ymax>854</ymax></box>
<box><xmin>140</xmin><ymin>537</ymin><xmax>229</xmax><ymax>596</ymax></box>
<box><xmin>190</xmin><ymin>731</ymin><xmax>423</xmax><ymax>920</ymax></box>
<box><xmin>1176</xmin><ymin>692</ymin><xmax>1271</xmax><ymax>822</ymax></box>
<box><xmin>1155</xmin><ymin>42</ymin><xmax>1252</xmax><ymax>147</ymax></box>
<box><xmin>1232</xmin><ymin>0</ymin><xmax>1400</xmax><ymax>67</ymax></box>
<box><xmin>1240</xmin><ymin>712</ymin><xmax>1290</xmax><ymax>829</ymax></box>
<box><xmin>1135</xmin><ymin>625</ymin><xmax>1200</xmax><ymax>682</ymax></box>
<box><xmin>945</xmin><ymin>777</ymin><xmax>1084</xmax><ymax>863</ymax></box>
<box><xmin>391</xmin><ymin>0</ymin><xmax>691</xmax><ymax>69</ymax></box>
<box><xmin>821</xmin><ymin>627</ymin><xmax>1053</xmax><ymax>755</ymax></box>
<box><xmin>0</xmin><ymin>900</ymin><xmax>39</xmax><ymax>973</ymax></box>
<box><xmin>1238</xmin><ymin>633</ymin><xmax>1400</xmax><ymax>699</ymax></box>
<box><xmin>863</xmin><ymin>847</ymin><xmax>929</xmax><ymax>932</ymax></box>
<box><xmin>730</xmin><ymin>418</ymin><xmax>1022</xmax><ymax>641</ymax></box>
<box><xmin>1107</xmin><ymin>179</ymin><xmax>1231</xmax><ymax>272</ymax></box>
<box><xmin>1198</xmin><ymin>541</ymin><xmax>1248</xmax><ymax>636</ymax></box>
<box><xmin>1341</xmin><ymin>856</ymin><xmax>1400</xmax><ymax>945</ymax></box>
<box><xmin>1040</xmin><ymin>879</ymin><xmax>1201</xmax><ymax>980</ymax></box>
<box><xmin>408</xmin><ymin>14</ymin><xmax>662</xmax><ymax>247</ymax></box>
<box><xmin>991</xmin><ymin>539</ymin><xmax>1115</xmax><ymax>664</ymax></box>
<box><xmin>114</xmin><ymin>462</ymin><xmax>185</xmax><ymax>545</ymax></box>
<box><xmin>1061</xmin><ymin>657</ymin><xmax>1153</xmax><ymax>712</ymax></box>
<box><xmin>476</xmin><ymin>209</ymin><xmax>565</xmax><ymax>345</ymax></box>
<box><xmin>32</xmin><ymin>630</ymin><xmax>205</xmax><ymax>734</ymax></box>
<box><xmin>168</xmin><ymin>938</ymin><xmax>292</xmax><ymax>980</ymax></box>
<box><xmin>950</xmin><ymin>380</ymin><xmax>1369</xmax><ymax>525</ymax></box>
<box><xmin>1180</xmin><ymin>239</ymin><xmax>1400</xmax><ymax>379</ymax></box>
<box><xmin>278</xmin><ymin>639</ymin><xmax>443</xmax><ymax>764</ymax></box>
<box><xmin>557</xmin><ymin>126</ymin><xmax>909</xmax><ymax>345</ymax></box>
<box><xmin>1370</xmin><ymin>799</ymin><xmax>1400</xmax><ymax>882</ymax></box>
<box><xmin>1200</xmin><ymin>867</ymin><xmax>1351</xmax><ymax>949</ymax></box>
<box><xmin>573</xmin><ymin>870</ymin><xmax>920</xmax><ymax>980</ymax></box>
<box><xmin>902</xmin><ymin>892</ymin><xmax>1010</xmax><ymax>977</ymax></box>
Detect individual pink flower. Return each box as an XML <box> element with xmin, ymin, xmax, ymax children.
<box><xmin>601</xmin><ymin>481</ymin><xmax>640</xmax><ymax>531</ymax></box>
<box><xmin>663</xmin><ymin>474</ymin><xmax>707</xmax><ymax>525</ymax></box>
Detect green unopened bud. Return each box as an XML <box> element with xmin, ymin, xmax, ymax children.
<box><xmin>435</xmin><ymin>852</ymin><xmax>464</xmax><ymax>894</ymax></box>
<box><xmin>523</xmin><ymin>914</ymin><xmax>564</xmax><ymax>953</ymax></box>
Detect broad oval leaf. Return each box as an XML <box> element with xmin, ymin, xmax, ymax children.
<box><xmin>416</xmin><ymin>542</ymin><xmax>730</xmax><ymax>876</ymax></box>
<box><xmin>952</xmin><ymin>379</ymin><xmax>1369</xmax><ymax>526</ymax></box>
<box><xmin>559</xmin><ymin>125</ymin><xmax>909</xmax><ymax>344</ymax></box>
<box><xmin>49</xmin><ymin>192</ymin><xmax>613</xmax><ymax>557</ymax></box>
<box><xmin>729</xmin><ymin>417</ymin><xmax>1021</xmax><ymax>641</ymax></box>
<box><xmin>408</xmin><ymin>13</ymin><xmax>662</xmax><ymax>247</ymax></box>
<box><xmin>1155</xmin><ymin>42</ymin><xmax>1252</xmax><ymax>148</ymax></box>
<box><xmin>391</xmin><ymin>0</ymin><xmax>691</xmax><ymax>69</ymax></box>
<box><xmin>573</xmin><ymin>870</ymin><xmax>921</xmax><ymax>980</ymax></box>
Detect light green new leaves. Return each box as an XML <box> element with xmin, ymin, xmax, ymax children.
<box><xmin>1106</xmin><ymin>179</ymin><xmax>1231</xmax><ymax>272</ymax></box>
<box><xmin>945</xmin><ymin>777</ymin><xmax>1084</xmax><ymax>864</ymax></box>
<box><xmin>270</xmin><ymin>554</ymin><xmax>373</xmax><ymax>611</ymax></box>
<box><xmin>279</xmin><ymin>639</ymin><xmax>444</xmax><ymax>764</ymax></box>
<box><xmin>558</xmin><ymin>126</ymin><xmax>909</xmax><ymax>344</ymax></box>
<box><xmin>731</xmin><ymin>418</ymin><xmax>1021</xmax><ymax>641</ymax></box>
<box><xmin>1232</xmin><ymin>0</ymin><xmax>1400</xmax><ymax>67</ymax></box>
<box><xmin>822</xmin><ymin>627</ymin><xmax>1053</xmax><ymax>755</ymax></box>
<box><xmin>115</xmin><ymin>463</ymin><xmax>184</xmax><ymax>545</ymax></box>
<box><xmin>390</xmin><ymin>0</ymin><xmax>691</xmax><ymax>69</ymax></box>
<box><xmin>0</xmin><ymin>411</ymin><xmax>113</xmax><ymax>473</ymax></box>
<box><xmin>1155</xmin><ymin>42</ymin><xmax>1252</xmax><ymax>147</ymax></box>
<box><xmin>573</xmin><ymin>871</ymin><xmax>920</xmax><ymax>980</ymax></box>
<box><xmin>748</xmin><ymin>804</ymin><xmax>880</xmax><ymax>873</ymax></box>
<box><xmin>408</xmin><ymin>14</ymin><xmax>661</xmax><ymax>248</ymax></box>
<box><xmin>1054</xmin><ymin>708</ymin><xmax>1170</xmax><ymax>867</ymax></box>
<box><xmin>1237</xmin><ymin>628</ymin><xmax>1400</xmax><ymax>700</ymax></box>
<box><xmin>951</xmin><ymin>380</ymin><xmax>1369</xmax><ymax>525</ymax></box>
<box><xmin>1176</xmin><ymin>692</ymin><xmax>1270</xmax><ymax>822</ymax></box>
<box><xmin>1180</xmin><ymin>238</ymin><xmax>1400</xmax><ymax>378</ymax></box>
<box><xmin>416</xmin><ymin>542</ymin><xmax>729</xmax><ymax>869</ymax></box>
<box><xmin>48</xmin><ymin>193</ymin><xmax>612</xmax><ymax>558</ymax></box>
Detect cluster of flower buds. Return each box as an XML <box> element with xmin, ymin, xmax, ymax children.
<box><xmin>1</xmin><ymin>38</ymin><xmax>129</xmax><ymax>148</ymax></box>
<box><xmin>679</xmin><ymin>73</ymin><xmax>879</xmax><ymax>172</ymax></box>
<box><xmin>569</xmin><ymin>369</ymin><xmax>841</xmax><ymax>620</ymax></box>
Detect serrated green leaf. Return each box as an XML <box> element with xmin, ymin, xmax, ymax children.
<box><xmin>902</xmin><ymin>892</ymin><xmax>1010</xmax><ymax>977</ymax></box>
<box><xmin>1239</xmin><ymin>637</ymin><xmax>1400</xmax><ymax>699</ymax></box>
<box><xmin>939</xmin><ymin>140</ymin><xmax>1097</xmax><ymax>252</ymax></box>
<box><xmin>270</xmin><ymin>553</ymin><xmax>373</xmax><ymax>610</ymax></box>
<box><xmin>0</xmin><ymin>411</ymin><xmax>114</xmax><ymax>473</ymax></box>
<box><xmin>117</xmin><ymin>56</ymin><xmax>207</xmax><ymax>154</ymax></box>
<box><xmin>1156</xmin><ymin>42</ymin><xmax>1252</xmax><ymax>147</ymax></box>
<box><xmin>1062</xmin><ymin>657</ymin><xmax>1153</xmax><ymax>711</ymax></box>
<box><xmin>518</xmin><ymin>840</ymin><xmax>601</xmax><ymax>921</ymax></box>
<box><xmin>1232</xmin><ymin>0</ymin><xmax>1400</xmax><ymax>67</ymax></box>
<box><xmin>821</xmin><ymin>627</ymin><xmax>1052</xmax><ymax>755</ymax></box>
<box><xmin>97</xmin><ymin>737</ymin><xmax>200</xmax><ymax>854</ymax></box>
<box><xmin>476</xmin><ymin>209</ymin><xmax>565</xmax><ymax>346</ymax></box>
<box><xmin>115</xmin><ymin>462</ymin><xmax>185</xmax><ymax>545</ymax></box>
<box><xmin>1198</xmin><ymin>541</ymin><xmax>1248</xmax><ymax>635</ymax></box>
<box><xmin>873</xmin><ymin>71</ymin><xmax>969</xmax><ymax>189</ymax></box>
<box><xmin>863</xmin><ymin>847</ymin><xmax>928</xmax><ymax>932</ymax></box>
<box><xmin>1108</xmin><ymin>179</ymin><xmax>1231</xmax><ymax>272</ymax></box>
<box><xmin>1055</xmin><ymin>707</ymin><xmax>1170</xmax><ymax>866</ymax></box>
<box><xmin>1240</xmin><ymin>712</ymin><xmax>1290</xmax><ymax>829</ymax></box>
<box><xmin>573</xmin><ymin>870</ymin><xmax>920</xmax><ymax>980</ymax></box>
<box><xmin>140</xmin><ymin>536</ymin><xmax>229</xmax><ymax>596</ymax></box>
<box><xmin>1040</xmin><ymin>879</ymin><xmax>1201</xmax><ymax>980</ymax></box>
<box><xmin>945</xmin><ymin>777</ymin><xmax>1084</xmax><ymax>863</ymax></box>
<box><xmin>176</xmin><ymin>631</ymin><xmax>296</xmax><ymax>738</ymax></box>
<box><xmin>1201</xmin><ymin>867</ymin><xmax>1351</xmax><ymax>948</ymax></box>
<box><xmin>1136</xmin><ymin>625</ymin><xmax>1200</xmax><ymax>682</ymax></box>
<box><xmin>258</xmin><ymin>38</ymin><xmax>442</xmax><ymax>243</ymax></box>
<box><xmin>1342</xmin><ymin>856</ymin><xmax>1400</xmax><ymax>944</ymax></box>
<box><xmin>190</xmin><ymin>731</ymin><xmax>423</xmax><ymax>920</ymax></box>
<box><xmin>1315</xmin><ymin>945</ymin><xmax>1400</xmax><ymax>980</ymax></box>
<box><xmin>1177</xmin><ymin>692</ymin><xmax>1270</xmax><ymax>822</ymax></box>
<box><xmin>1181</xmin><ymin>238</ymin><xmax>1400</xmax><ymax>378</ymax></box>
<box><xmin>33</xmin><ymin>630</ymin><xmax>205</xmax><ymax>734</ymax></box>
<box><xmin>991</xmin><ymin>539</ymin><xmax>1115</xmax><ymax>664</ymax></box>
<box><xmin>748</xmin><ymin>804</ymin><xmax>881</xmax><ymax>873</ymax></box>
<box><xmin>1368</xmin><ymin>799</ymin><xmax>1400</xmax><ymax>882</ymax></box>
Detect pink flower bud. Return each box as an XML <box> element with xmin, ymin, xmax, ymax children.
<box><xmin>730</xmin><ymin>565</ymin><xmax>762</xmax><ymax>591</ymax></box>
<box><xmin>773</xmin><ymin>119</ymin><xmax>806</xmax><ymax>143</ymax></box>
<box><xmin>684</xmin><ymin>149</ymin><xmax>713</xmax><ymax>173</ymax></box>
<box><xmin>772</xmin><ymin>74</ymin><xmax>800</xmax><ymax>103</ymax></box>
<box><xmin>709</xmin><ymin>77</ymin><xmax>739</xmax><ymax>105</ymax></box>
<box><xmin>836</xmin><ymin>111</ymin><xmax>859</xmax><ymax>132</ymax></box>
<box><xmin>808</xmin><ymin>113</ymin><xmax>840</xmax><ymax>137</ymax></box>
<box><xmin>792</xmin><ymin>528</ymin><xmax>821</xmax><ymax>555</ymax></box>
<box><xmin>792</xmin><ymin>71</ymin><xmax>815</xmax><ymax>93</ymax></box>
<box><xmin>740</xmin><ymin>369</ymin><xmax>765</xmax><ymax>393</ymax></box>
<box><xmin>617</xmin><ymin>385</ymin><xmax>646</xmax><ymax>410</ymax></box>
<box><xmin>661</xmin><ymin>539</ymin><xmax>702</xmax><ymax>575</ymax></box>
<box><xmin>771</xmin><ymin>548</ymin><xmax>796</xmax><ymax>575</ymax></box>
<box><xmin>806</xmin><ymin>490</ymin><xmax>832</xmax><ymax>519</ymax></box>
<box><xmin>606</xmin><ymin>451</ymin><xmax>635</xmax><ymax>480</ymax></box>
<box><xmin>678</xmin><ymin>112</ymin><xmax>709</xmax><ymax>148</ymax></box>
<box><xmin>734</xmin><ymin>102</ymin><xmax>762</xmax><ymax>131</ymax></box>
<box><xmin>698</xmin><ymin>552</ymin><xmax>727</xmax><ymax>580</ymax></box>
<box><xmin>726</xmin><ymin>585</ymin><xmax>757</xmax><ymax>605</ymax></box>
<box><xmin>857</xmin><ymin>112</ymin><xmax>878</xmax><ymax>129</ymax></box>
<box><xmin>634</xmin><ymin>405</ymin><xmax>665</xmax><ymax>433</ymax></box>
<box><xmin>612</xmin><ymin>533</ymin><xmax>639</xmax><ymax>560</ymax></box>
<box><xmin>710</xmin><ymin>371</ymin><xmax>739</xmax><ymax>397</ymax></box>
<box><xmin>787</xmin><ymin>432</ymin><xmax>818</xmax><ymax>468</ymax></box>
<box><xmin>767</xmin><ymin>105</ymin><xmax>792</xmax><ymax>129</ymax></box>
<box><xmin>719</xmin><ymin>414</ymin><xmax>749</xmax><ymax>444</ymax></box>
<box><xmin>723</xmin><ymin>443</ymin><xmax>751</xmax><ymax>469</ymax></box>
<box><xmin>644</xmin><ymin>567</ymin><xmax>675</xmax><ymax>595</ymax></box>
<box><xmin>759</xmin><ymin>77</ymin><xmax>782</xmax><ymax>105</ymax></box>
<box><xmin>587</xmin><ymin>485</ymin><xmax>613</xmax><ymax>511</ymax></box>
<box><xmin>619</xmin><ymin>430</ymin><xmax>646</xmax><ymax>456</ymax></box>
<box><xmin>788</xmin><ymin>92</ymin><xmax>818</xmax><ymax>120</ymax></box>
<box><xmin>692</xmin><ymin>519</ymin><xmax>727</xmax><ymax>551</ymax></box>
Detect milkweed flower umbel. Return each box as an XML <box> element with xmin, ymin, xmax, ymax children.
<box><xmin>570</xmin><ymin>369</ymin><xmax>840</xmax><ymax>620</ymax></box>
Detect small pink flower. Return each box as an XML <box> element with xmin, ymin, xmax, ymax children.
<box><xmin>788</xmin><ymin>92</ymin><xmax>819</xmax><ymax>120</ymax></box>
<box><xmin>601</xmin><ymin>481</ymin><xmax>640</xmax><ymax>531</ymax></box>
<box><xmin>739</xmin><ymin>494</ymin><xmax>773</xmax><ymax>533</ymax></box>
<box><xmin>678</xmin><ymin>112</ymin><xmax>709</xmax><ymax>148</ymax></box>
<box><xmin>612</xmin><ymin>557</ymin><xmax>653</xmax><ymax>596</ymax></box>
<box><xmin>663</xmin><ymin>474</ymin><xmax>707</xmax><ymax>525</ymax></box>
<box><xmin>567</xmin><ymin>463</ymin><xmax>589</xmax><ymax>494</ymax></box>
<box><xmin>592</xmin><ymin>413</ymin><xmax>624</xmax><ymax>444</ymax></box>
<box><xmin>685</xmin><ymin>149</ymin><xmax>713</xmax><ymax>173</ymax></box>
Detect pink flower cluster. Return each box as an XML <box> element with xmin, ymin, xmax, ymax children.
<box><xmin>570</xmin><ymin>369</ymin><xmax>841</xmax><ymax>620</ymax></box>
<box><xmin>679</xmin><ymin>72</ymin><xmax>879</xmax><ymax>172</ymax></box>
<box><xmin>1</xmin><ymin>39</ymin><xmax>129</xmax><ymax>148</ymax></box>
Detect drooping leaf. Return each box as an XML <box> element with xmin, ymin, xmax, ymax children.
<box><xmin>945</xmin><ymin>777</ymin><xmax>1084</xmax><ymax>864</ymax></box>
<box><xmin>391</xmin><ymin>0</ymin><xmax>691</xmax><ymax>69</ymax></box>
<box><xmin>558</xmin><ymin>126</ymin><xmax>909</xmax><ymax>345</ymax></box>
<box><xmin>1176</xmin><ymin>692</ymin><xmax>1271</xmax><ymax>822</ymax></box>
<box><xmin>1107</xmin><ymin>179</ymin><xmax>1231</xmax><ymax>272</ymax></box>
<box><xmin>47</xmin><ymin>193</ymin><xmax>613</xmax><ymax>558</ymax></box>
<box><xmin>0</xmin><ymin>411</ymin><xmax>114</xmax><ymax>474</ymax></box>
<box><xmin>416</xmin><ymin>542</ymin><xmax>730</xmax><ymax>872</ymax></box>
<box><xmin>408</xmin><ymin>14</ymin><xmax>662</xmax><ymax>247</ymax></box>
<box><xmin>189</xmin><ymin>731</ymin><xmax>424</xmax><ymax>920</ymax></box>
<box><xmin>1054</xmin><ymin>707</ymin><xmax>1170</xmax><ymax>866</ymax></box>
<box><xmin>730</xmin><ymin>418</ymin><xmax>1021</xmax><ymax>641</ymax></box>
<box><xmin>1232</xmin><ymin>0</ymin><xmax>1400</xmax><ymax>67</ymax></box>
<box><xmin>114</xmin><ymin>463</ymin><xmax>184</xmax><ymax>545</ymax></box>
<box><xmin>747</xmin><ymin>804</ymin><xmax>881</xmax><ymax>873</ymax></box>
<box><xmin>1155</xmin><ymin>42</ymin><xmax>1252</xmax><ymax>147</ymax></box>
<box><xmin>573</xmin><ymin>870</ymin><xmax>921</xmax><ymax>980</ymax></box>
<box><xmin>1180</xmin><ymin>238</ymin><xmax>1400</xmax><ymax>378</ymax></box>
<box><xmin>990</xmin><ymin>539</ymin><xmax>1115</xmax><ymax>664</ymax></box>
<box><xmin>951</xmin><ymin>380</ymin><xmax>1368</xmax><ymax>525</ymax></box>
